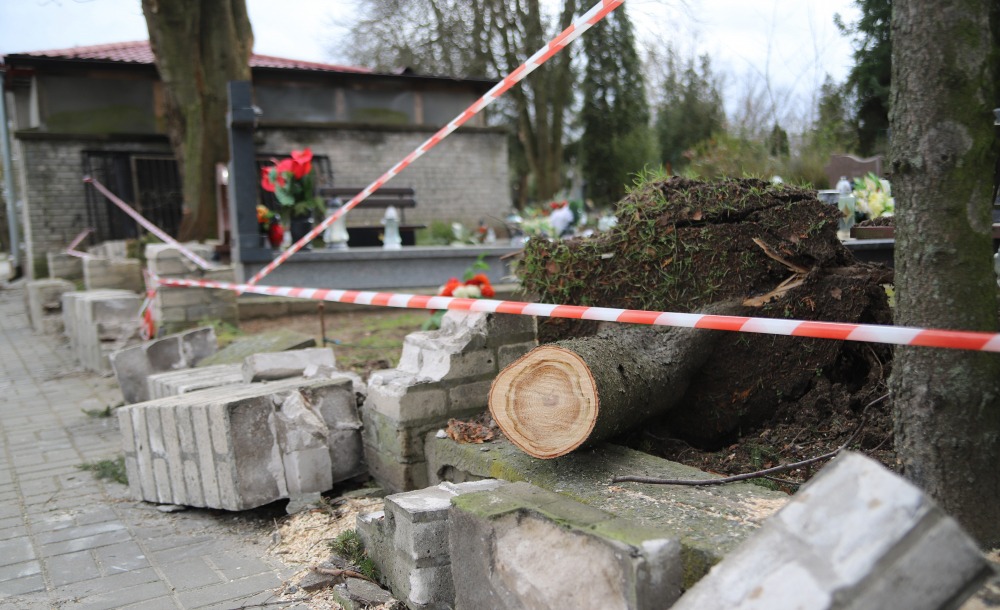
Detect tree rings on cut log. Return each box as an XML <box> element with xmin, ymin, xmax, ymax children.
<box><xmin>489</xmin><ymin>345</ymin><xmax>598</xmax><ymax>459</ymax></box>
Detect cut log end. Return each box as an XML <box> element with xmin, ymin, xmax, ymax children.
<box><xmin>489</xmin><ymin>345</ymin><xmax>598</xmax><ymax>459</ymax></box>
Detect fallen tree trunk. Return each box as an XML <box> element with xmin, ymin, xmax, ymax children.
<box><xmin>489</xmin><ymin>321</ymin><xmax>728</xmax><ymax>459</ymax></box>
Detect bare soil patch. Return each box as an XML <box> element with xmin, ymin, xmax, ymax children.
<box><xmin>238</xmin><ymin>307</ymin><xmax>428</xmax><ymax>378</ymax></box>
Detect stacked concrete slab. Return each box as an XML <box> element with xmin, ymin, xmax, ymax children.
<box><xmin>147</xmin><ymin>364</ymin><xmax>245</xmax><ymax>400</ymax></box>
<box><xmin>118</xmin><ymin>376</ymin><xmax>365</xmax><ymax>511</ymax></box>
<box><xmin>670</xmin><ymin>452</ymin><xmax>993</xmax><ymax>610</ymax></box>
<box><xmin>362</xmin><ymin>311</ymin><xmax>537</xmax><ymax>493</ymax></box>
<box><xmin>24</xmin><ymin>278</ymin><xmax>75</xmax><ymax>335</ymax></box>
<box><xmin>110</xmin><ymin>326</ymin><xmax>219</xmax><ymax>403</ymax></box>
<box><xmin>83</xmin><ymin>256</ymin><xmax>144</xmax><ymax>293</ymax></box>
<box><xmin>61</xmin><ymin>289</ymin><xmax>143</xmax><ymax>373</ymax></box>
<box><xmin>146</xmin><ymin>243</ymin><xmax>238</xmax><ymax>335</ymax></box>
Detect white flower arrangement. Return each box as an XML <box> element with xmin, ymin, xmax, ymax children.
<box><xmin>852</xmin><ymin>172</ymin><xmax>894</xmax><ymax>219</ymax></box>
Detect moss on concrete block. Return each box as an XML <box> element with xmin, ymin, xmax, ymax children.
<box><xmin>428</xmin><ymin>434</ymin><xmax>788</xmax><ymax>586</ymax></box>
<box><xmin>196</xmin><ymin>330</ymin><xmax>316</xmax><ymax>366</ymax></box>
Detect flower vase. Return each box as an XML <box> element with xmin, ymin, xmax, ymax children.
<box><xmin>289</xmin><ymin>214</ymin><xmax>314</xmax><ymax>250</ymax></box>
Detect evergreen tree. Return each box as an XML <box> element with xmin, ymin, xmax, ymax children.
<box><xmin>809</xmin><ymin>75</ymin><xmax>857</xmax><ymax>154</ymax></box>
<box><xmin>836</xmin><ymin>0</ymin><xmax>891</xmax><ymax>156</ymax></box>
<box><xmin>767</xmin><ymin>123</ymin><xmax>790</xmax><ymax>158</ymax></box>
<box><xmin>654</xmin><ymin>50</ymin><xmax>725</xmax><ymax>173</ymax></box>
<box><xmin>580</xmin><ymin>6</ymin><xmax>655</xmax><ymax>206</ymax></box>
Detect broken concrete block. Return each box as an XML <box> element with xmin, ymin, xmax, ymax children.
<box><xmin>47</xmin><ymin>251</ymin><xmax>83</xmax><ymax>281</ymax></box>
<box><xmin>425</xmin><ymin>435</ymin><xmax>788</xmax><ymax>588</ymax></box>
<box><xmin>332</xmin><ymin>577</ymin><xmax>402</xmax><ymax>609</ymax></box>
<box><xmin>448</xmin><ymin>481</ymin><xmax>682</xmax><ymax>610</ymax></box>
<box><xmin>119</xmin><ymin>376</ymin><xmax>364</xmax><ymax>511</ymax></box>
<box><xmin>83</xmin><ymin>256</ymin><xmax>144</xmax><ymax>292</ymax></box>
<box><xmin>144</xmin><ymin>243</ymin><xmax>216</xmax><ymax>277</ymax></box>
<box><xmin>671</xmin><ymin>452</ymin><xmax>994</xmax><ymax>610</ymax></box>
<box><xmin>111</xmin><ymin>326</ymin><xmax>218</xmax><ymax>404</ymax></box>
<box><xmin>25</xmin><ymin>278</ymin><xmax>75</xmax><ymax>335</ymax></box>
<box><xmin>357</xmin><ymin>480</ymin><xmax>504</xmax><ymax>610</ymax></box>
<box><xmin>196</xmin><ymin>330</ymin><xmax>316</xmax><ymax>367</ymax></box>
<box><xmin>62</xmin><ymin>290</ymin><xmax>143</xmax><ymax>373</ymax></box>
<box><xmin>146</xmin><ymin>364</ymin><xmax>244</xmax><ymax>400</ymax></box>
<box><xmin>362</xmin><ymin>311</ymin><xmax>536</xmax><ymax>494</ymax></box>
<box><xmin>242</xmin><ymin>347</ymin><xmax>336</xmax><ymax>382</ymax></box>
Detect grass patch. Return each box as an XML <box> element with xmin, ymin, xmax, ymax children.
<box><xmin>82</xmin><ymin>401</ymin><xmax>122</xmax><ymax>418</ymax></box>
<box><xmin>78</xmin><ymin>455</ymin><xmax>128</xmax><ymax>485</ymax></box>
<box><xmin>329</xmin><ymin>530</ymin><xmax>380</xmax><ymax>582</ymax></box>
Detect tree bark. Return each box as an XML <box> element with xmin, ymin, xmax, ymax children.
<box><xmin>489</xmin><ymin>323</ymin><xmax>726</xmax><ymax>459</ymax></box>
<box><xmin>888</xmin><ymin>0</ymin><xmax>1000</xmax><ymax>546</ymax></box>
<box><xmin>142</xmin><ymin>0</ymin><xmax>253</xmax><ymax>242</ymax></box>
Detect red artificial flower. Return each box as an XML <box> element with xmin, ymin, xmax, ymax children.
<box><xmin>439</xmin><ymin>278</ymin><xmax>462</xmax><ymax>297</ymax></box>
<box><xmin>290</xmin><ymin>148</ymin><xmax>314</xmax><ymax>179</ymax></box>
<box><xmin>465</xmin><ymin>273</ymin><xmax>490</xmax><ymax>287</ymax></box>
<box><xmin>261</xmin><ymin>167</ymin><xmax>276</xmax><ymax>192</ymax></box>
<box><xmin>291</xmin><ymin>148</ymin><xmax>313</xmax><ymax>165</ymax></box>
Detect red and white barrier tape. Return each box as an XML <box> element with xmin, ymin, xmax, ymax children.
<box><xmin>154</xmin><ymin>275</ymin><xmax>1000</xmax><ymax>353</ymax></box>
<box><xmin>245</xmin><ymin>0</ymin><xmax>625</xmax><ymax>287</ymax></box>
<box><xmin>65</xmin><ymin>227</ymin><xmax>94</xmax><ymax>259</ymax></box>
<box><xmin>83</xmin><ymin>176</ymin><xmax>215</xmax><ymax>270</ymax></box>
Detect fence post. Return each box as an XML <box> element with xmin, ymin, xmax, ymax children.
<box><xmin>226</xmin><ymin>81</ymin><xmax>268</xmax><ymax>275</ymax></box>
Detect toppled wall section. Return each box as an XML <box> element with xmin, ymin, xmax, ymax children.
<box><xmin>362</xmin><ymin>311</ymin><xmax>537</xmax><ymax>493</ymax></box>
<box><xmin>425</xmin><ymin>435</ymin><xmax>787</xmax><ymax>587</ymax></box>
<box><xmin>118</xmin><ymin>376</ymin><xmax>364</xmax><ymax>511</ymax></box>
<box><xmin>671</xmin><ymin>452</ymin><xmax>992</xmax><ymax>610</ymax></box>
<box><xmin>62</xmin><ymin>289</ymin><xmax>143</xmax><ymax>373</ymax></box>
<box><xmin>110</xmin><ymin>326</ymin><xmax>218</xmax><ymax>404</ymax></box>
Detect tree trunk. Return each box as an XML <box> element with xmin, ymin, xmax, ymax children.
<box><xmin>142</xmin><ymin>0</ymin><xmax>253</xmax><ymax>242</ymax></box>
<box><xmin>489</xmin><ymin>323</ymin><xmax>726</xmax><ymax>458</ymax></box>
<box><xmin>888</xmin><ymin>0</ymin><xmax>1000</xmax><ymax>546</ymax></box>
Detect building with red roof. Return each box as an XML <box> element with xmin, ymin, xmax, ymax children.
<box><xmin>0</xmin><ymin>41</ymin><xmax>508</xmax><ymax>277</ymax></box>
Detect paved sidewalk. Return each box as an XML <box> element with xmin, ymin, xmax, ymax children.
<box><xmin>0</xmin><ymin>282</ymin><xmax>305</xmax><ymax>609</ymax></box>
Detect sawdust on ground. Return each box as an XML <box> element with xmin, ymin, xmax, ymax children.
<box><xmin>268</xmin><ymin>496</ymin><xmax>386</xmax><ymax>610</ymax></box>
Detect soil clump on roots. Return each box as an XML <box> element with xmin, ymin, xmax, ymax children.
<box><xmin>517</xmin><ymin>176</ymin><xmax>896</xmax><ymax>486</ymax></box>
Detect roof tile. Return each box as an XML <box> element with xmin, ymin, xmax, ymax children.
<box><xmin>2</xmin><ymin>40</ymin><xmax>371</xmax><ymax>74</ymax></box>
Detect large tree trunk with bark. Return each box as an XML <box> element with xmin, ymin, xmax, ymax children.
<box><xmin>888</xmin><ymin>0</ymin><xmax>1000</xmax><ymax>546</ymax></box>
<box><xmin>490</xmin><ymin>323</ymin><xmax>726</xmax><ymax>458</ymax></box>
<box><xmin>142</xmin><ymin>0</ymin><xmax>253</xmax><ymax>242</ymax></box>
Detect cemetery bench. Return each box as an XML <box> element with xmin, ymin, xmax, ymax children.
<box><xmin>320</xmin><ymin>186</ymin><xmax>425</xmax><ymax>247</ymax></box>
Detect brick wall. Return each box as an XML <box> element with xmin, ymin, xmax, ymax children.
<box><xmin>259</xmin><ymin>125</ymin><xmax>511</xmax><ymax>230</ymax></box>
<box><xmin>15</xmin><ymin>135</ymin><xmax>172</xmax><ymax>276</ymax></box>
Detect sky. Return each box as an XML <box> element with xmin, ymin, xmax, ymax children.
<box><xmin>0</xmin><ymin>0</ymin><xmax>860</xmax><ymax>129</ymax></box>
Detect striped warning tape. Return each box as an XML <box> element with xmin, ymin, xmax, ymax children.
<box><xmin>245</xmin><ymin>0</ymin><xmax>625</xmax><ymax>287</ymax></box>
<box><xmin>83</xmin><ymin>176</ymin><xmax>216</xmax><ymax>270</ymax></box>
<box><xmin>154</xmin><ymin>275</ymin><xmax>1000</xmax><ymax>353</ymax></box>
<box><xmin>64</xmin><ymin>227</ymin><xmax>94</xmax><ymax>259</ymax></box>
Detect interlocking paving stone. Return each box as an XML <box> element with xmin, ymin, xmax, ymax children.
<box><xmin>0</xmin><ymin>283</ymin><xmax>299</xmax><ymax>609</ymax></box>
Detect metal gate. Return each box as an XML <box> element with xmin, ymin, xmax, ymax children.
<box><xmin>82</xmin><ymin>151</ymin><xmax>183</xmax><ymax>242</ymax></box>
